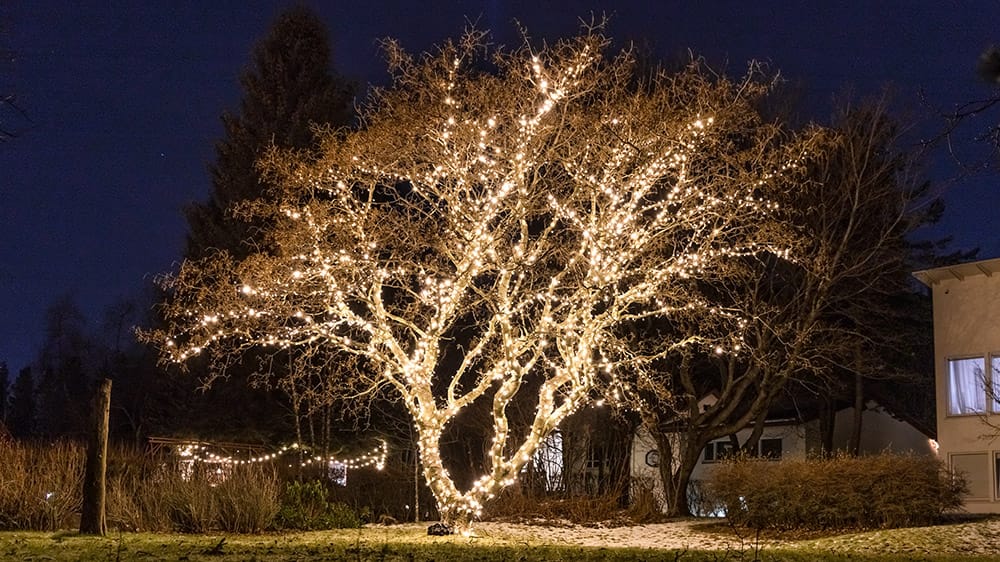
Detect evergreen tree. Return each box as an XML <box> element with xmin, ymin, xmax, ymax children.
<box><xmin>185</xmin><ymin>5</ymin><xmax>355</xmax><ymax>259</ymax></box>
<box><xmin>0</xmin><ymin>361</ymin><xmax>8</xmax><ymax>423</ymax></box>
<box><xmin>35</xmin><ymin>296</ymin><xmax>93</xmax><ymax>438</ymax></box>
<box><xmin>173</xmin><ymin>6</ymin><xmax>355</xmax><ymax>442</ymax></box>
<box><xmin>8</xmin><ymin>367</ymin><xmax>34</xmax><ymax>439</ymax></box>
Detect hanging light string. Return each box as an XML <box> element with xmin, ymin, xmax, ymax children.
<box><xmin>175</xmin><ymin>439</ymin><xmax>388</xmax><ymax>470</ymax></box>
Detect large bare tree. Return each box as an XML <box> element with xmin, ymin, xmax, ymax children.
<box><xmin>632</xmin><ymin>99</ymin><xmax>933</xmax><ymax>516</ymax></box>
<box><xmin>150</xmin><ymin>30</ymin><xmax>816</xmax><ymax>528</ymax></box>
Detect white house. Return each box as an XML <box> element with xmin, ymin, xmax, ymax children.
<box><xmin>914</xmin><ymin>256</ymin><xmax>1000</xmax><ymax>513</ymax></box>
<box><xmin>631</xmin><ymin>393</ymin><xmax>935</xmax><ymax>514</ymax></box>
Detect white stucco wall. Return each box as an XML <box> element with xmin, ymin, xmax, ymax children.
<box><xmin>630</xmin><ymin>423</ymin><xmax>808</xmax><ymax>513</ymax></box>
<box><xmin>830</xmin><ymin>402</ymin><xmax>935</xmax><ymax>456</ymax></box>
<box><xmin>630</xmin><ymin>403</ymin><xmax>933</xmax><ymax>513</ymax></box>
<box><xmin>928</xmin><ymin>267</ymin><xmax>1000</xmax><ymax>512</ymax></box>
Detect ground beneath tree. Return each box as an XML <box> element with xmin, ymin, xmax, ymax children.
<box><xmin>413</xmin><ymin>516</ymin><xmax>1000</xmax><ymax>556</ymax></box>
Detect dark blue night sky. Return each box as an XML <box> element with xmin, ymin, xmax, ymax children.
<box><xmin>2</xmin><ymin>1</ymin><xmax>998</xmax><ymax>374</ymax></box>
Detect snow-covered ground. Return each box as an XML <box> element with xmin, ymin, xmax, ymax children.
<box><xmin>383</xmin><ymin>517</ymin><xmax>1000</xmax><ymax>556</ymax></box>
<box><xmin>471</xmin><ymin>520</ymin><xmax>758</xmax><ymax>551</ymax></box>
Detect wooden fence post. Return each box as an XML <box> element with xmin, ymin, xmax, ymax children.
<box><xmin>80</xmin><ymin>378</ymin><xmax>112</xmax><ymax>535</ymax></box>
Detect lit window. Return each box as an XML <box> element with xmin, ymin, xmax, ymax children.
<box><xmin>328</xmin><ymin>461</ymin><xmax>347</xmax><ymax>486</ymax></box>
<box><xmin>948</xmin><ymin>357</ymin><xmax>987</xmax><ymax>415</ymax></box>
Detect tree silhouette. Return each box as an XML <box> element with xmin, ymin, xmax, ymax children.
<box><xmin>173</xmin><ymin>6</ymin><xmax>357</xmax><ymax>442</ymax></box>
<box><xmin>8</xmin><ymin>367</ymin><xmax>34</xmax><ymax>439</ymax></box>
<box><xmin>185</xmin><ymin>5</ymin><xmax>355</xmax><ymax>259</ymax></box>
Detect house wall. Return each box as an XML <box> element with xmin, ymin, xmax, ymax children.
<box><xmin>930</xmin><ymin>271</ymin><xmax>1000</xmax><ymax>513</ymax></box>
<box><xmin>630</xmin><ymin>404</ymin><xmax>933</xmax><ymax>513</ymax></box>
<box><xmin>630</xmin><ymin>423</ymin><xmax>808</xmax><ymax>513</ymax></box>
<box><xmin>830</xmin><ymin>402</ymin><xmax>935</xmax><ymax>456</ymax></box>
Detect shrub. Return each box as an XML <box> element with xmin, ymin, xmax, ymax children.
<box><xmin>484</xmin><ymin>480</ymin><xmax>638</xmax><ymax>525</ymax></box>
<box><xmin>0</xmin><ymin>440</ymin><xmax>85</xmax><ymax>530</ymax></box>
<box><xmin>706</xmin><ymin>453</ymin><xmax>967</xmax><ymax>530</ymax></box>
<box><xmin>625</xmin><ymin>477</ymin><xmax>665</xmax><ymax>524</ymax></box>
<box><xmin>105</xmin><ymin>449</ymin><xmax>173</xmax><ymax>532</ymax></box>
<box><xmin>165</xmin><ymin>469</ymin><xmax>219</xmax><ymax>533</ymax></box>
<box><xmin>215</xmin><ymin>465</ymin><xmax>281</xmax><ymax>533</ymax></box>
<box><xmin>277</xmin><ymin>480</ymin><xmax>361</xmax><ymax>529</ymax></box>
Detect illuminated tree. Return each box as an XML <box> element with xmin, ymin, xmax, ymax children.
<box><xmin>152</xmin><ymin>30</ymin><xmax>816</xmax><ymax>528</ymax></box>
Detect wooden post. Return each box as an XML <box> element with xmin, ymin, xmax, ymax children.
<box><xmin>80</xmin><ymin>378</ymin><xmax>112</xmax><ymax>535</ymax></box>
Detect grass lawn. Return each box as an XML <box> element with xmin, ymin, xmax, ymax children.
<box><xmin>2</xmin><ymin>521</ymin><xmax>1000</xmax><ymax>561</ymax></box>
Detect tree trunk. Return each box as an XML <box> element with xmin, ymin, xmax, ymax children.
<box><xmin>307</xmin><ymin>411</ymin><xmax>315</xmax><ymax>447</ymax></box>
<box><xmin>848</xmin><ymin>371</ymin><xmax>864</xmax><ymax>456</ymax></box>
<box><xmin>818</xmin><ymin>394</ymin><xmax>835</xmax><ymax>456</ymax></box>
<box><xmin>742</xmin><ymin>408</ymin><xmax>768</xmax><ymax>455</ymax></box>
<box><xmin>414</xmin><ymin>444</ymin><xmax>421</xmax><ymax>523</ymax></box>
<box><xmin>293</xmin><ymin>401</ymin><xmax>303</xmax><ymax>445</ymax></box>
<box><xmin>666</xmin><ymin>446</ymin><xmax>702</xmax><ymax>517</ymax></box>
<box><xmin>80</xmin><ymin>378</ymin><xmax>111</xmax><ymax>535</ymax></box>
<box><xmin>650</xmin><ymin>426</ymin><xmax>700</xmax><ymax>517</ymax></box>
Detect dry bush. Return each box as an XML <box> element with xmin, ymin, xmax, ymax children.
<box><xmin>163</xmin><ymin>469</ymin><xmax>219</xmax><ymax>533</ymax></box>
<box><xmin>215</xmin><ymin>465</ymin><xmax>282</xmax><ymax>532</ymax></box>
<box><xmin>484</xmin><ymin>478</ymin><xmax>640</xmax><ymax>526</ymax></box>
<box><xmin>0</xmin><ymin>440</ymin><xmax>85</xmax><ymax>530</ymax></box>
<box><xmin>627</xmin><ymin>477</ymin><xmax>667</xmax><ymax>523</ymax></box>
<box><xmin>105</xmin><ymin>447</ymin><xmax>174</xmax><ymax>531</ymax></box>
<box><xmin>321</xmin><ymin>463</ymin><xmax>434</xmax><ymax>523</ymax></box>
<box><xmin>707</xmin><ymin>453</ymin><xmax>967</xmax><ymax>530</ymax></box>
<box><xmin>105</xmin><ymin>448</ymin><xmax>283</xmax><ymax>533</ymax></box>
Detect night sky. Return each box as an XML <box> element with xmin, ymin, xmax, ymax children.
<box><xmin>2</xmin><ymin>1</ymin><xmax>998</xmax><ymax>375</ymax></box>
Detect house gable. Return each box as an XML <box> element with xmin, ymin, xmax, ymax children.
<box><xmin>914</xmin><ymin>256</ymin><xmax>1000</xmax><ymax>513</ymax></box>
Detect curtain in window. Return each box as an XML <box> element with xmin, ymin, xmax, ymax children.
<box><xmin>949</xmin><ymin>357</ymin><xmax>985</xmax><ymax>415</ymax></box>
<box><xmin>993</xmin><ymin>356</ymin><xmax>1000</xmax><ymax>412</ymax></box>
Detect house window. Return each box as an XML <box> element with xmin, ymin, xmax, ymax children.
<box><xmin>703</xmin><ymin>438</ymin><xmax>782</xmax><ymax>463</ymax></box>
<box><xmin>952</xmin><ymin>453</ymin><xmax>989</xmax><ymax>499</ymax></box>
<box><xmin>759</xmin><ymin>438</ymin><xmax>782</xmax><ymax>459</ymax></box>
<box><xmin>525</xmin><ymin>430</ymin><xmax>564</xmax><ymax>492</ymax></box>
<box><xmin>586</xmin><ymin>443</ymin><xmax>608</xmax><ymax>471</ymax></box>
<box><xmin>993</xmin><ymin>356</ymin><xmax>1000</xmax><ymax>412</ymax></box>
<box><xmin>703</xmin><ymin>441</ymin><xmax>735</xmax><ymax>463</ymax></box>
<box><xmin>994</xmin><ymin>453</ymin><xmax>1000</xmax><ymax>500</ymax></box>
<box><xmin>327</xmin><ymin>461</ymin><xmax>347</xmax><ymax>486</ymax></box>
<box><xmin>948</xmin><ymin>357</ymin><xmax>987</xmax><ymax>415</ymax></box>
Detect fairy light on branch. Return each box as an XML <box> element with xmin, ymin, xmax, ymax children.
<box><xmin>149</xmin><ymin>29</ymin><xmax>816</xmax><ymax>529</ymax></box>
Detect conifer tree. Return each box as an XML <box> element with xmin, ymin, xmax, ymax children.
<box><xmin>35</xmin><ymin>296</ymin><xmax>93</xmax><ymax>438</ymax></box>
<box><xmin>0</xmin><ymin>361</ymin><xmax>8</xmax><ymax>423</ymax></box>
<box><xmin>8</xmin><ymin>367</ymin><xmax>34</xmax><ymax>439</ymax></box>
<box><xmin>185</xmin><ymin>5</ymin><xmax>354</xmax><ymax>259</ymax></box>
<box><xmin>176</xmin><ymin>6</ymin><xmax>356</xmax><ymax>442</ymax></box>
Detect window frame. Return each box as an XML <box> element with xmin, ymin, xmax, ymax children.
<box><xmin>951</xmin><ymin>451</ymin><xmax>990</xmax><ymax>500</ymax></box>
<box><xmin>702</xmin><ymin>438</ymin><xmax>782</xmax><ymax>463</ymax></box>
<box><xmin>759</xmin><ymin>438</ymin><xmax>783</xmax><ymax>460</ymax></box>
<box><xmin>946</xmin><ymin>354</ymin><xmax>1000</xmax><ymax>417</ymax></box>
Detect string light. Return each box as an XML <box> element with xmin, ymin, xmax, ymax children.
<box><xmin>176</xmin><ymin>439</ymin><xmax>388</xmax><ymax>471</ymax></box>
<box><xmin>154</xmin><ymin>32</ymin><xmax>808</xmax><ymax>528</ymax></box>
